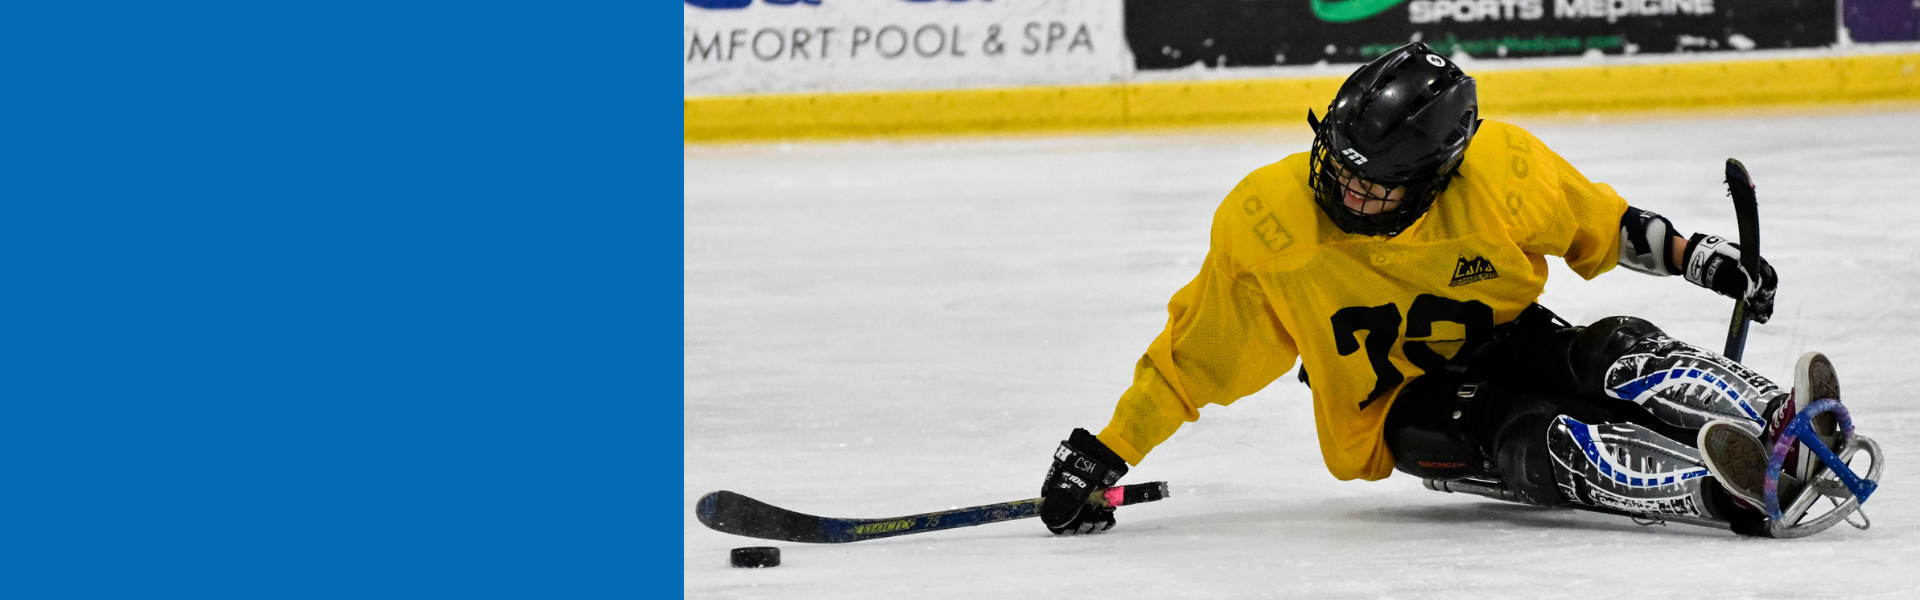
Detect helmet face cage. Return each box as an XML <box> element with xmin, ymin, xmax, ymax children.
<box><xmin>1307</xmin><ymin>131</ymin><xmax>1454</xmax><ymax>237</ymax></box>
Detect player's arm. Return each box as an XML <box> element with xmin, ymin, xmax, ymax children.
<box><xmin>1097</xmin><ymin>252</ymin><xmax>1298</xmax><ymax>463</ymax></box>
<box><xmin>1617</xmin><ymin>206</ymin><xmax>1778</xmax><ymax>322</ymax></box>
<box><xmin>1498</xmin><ymin>121</ymin><xmax>1777</xmax><ymax>322</ymax></box>
<box><xmin>1038</xmin><ymin>179</ymin><xmax>1299</xmax><ymax>535</ymax></box>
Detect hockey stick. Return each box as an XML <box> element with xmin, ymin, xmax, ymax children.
<box><xmin>695</xmin><ymin>482</ymin><xmax>1171</xmax><ymax>544</ymax></box>
<box><xmin>1722</xmin><ymin>158</ymin><xmax>1761</xmax><ymax>362</ymax></box>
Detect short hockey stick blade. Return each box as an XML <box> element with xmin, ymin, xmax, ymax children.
<box><xmin>1723</xmin><ymin>158</ymin><xmax>1761</xmax><ymax>362</ymax></box>
<box><xmin>695</xmin><ymin>481</ymin><xmax>1171</xmax><ymax>544</ymax></box>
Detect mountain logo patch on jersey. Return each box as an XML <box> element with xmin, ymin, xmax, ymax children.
<box><xmin>1448</xmin><ymin>256</ymin><xmax>1499</xmax><ymax>286</ymax></box>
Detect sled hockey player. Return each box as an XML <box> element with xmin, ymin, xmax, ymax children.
<box><xmin>1039</xmin><ymin>42</ymin><xmax>1875</xmax><ymax>538</ymax></box>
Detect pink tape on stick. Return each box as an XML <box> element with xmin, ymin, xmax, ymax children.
<box><xmin>1104</xmin><ymin>487</ymin><xmax>1126</xmax><ymax>507</ymax></box>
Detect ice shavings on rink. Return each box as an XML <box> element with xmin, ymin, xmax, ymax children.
<box><xmin>686</xmin><ymin>110</ymin><xmax>1920</xmax><ymax>599</ymax></box>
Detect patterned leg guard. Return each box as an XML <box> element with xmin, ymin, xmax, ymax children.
<box><xmin>1531</xmin><ymin>316</ymin><xmax>1794</xmax><ymax>522</ymax></box>
<box><xmin>1570</xmin><ymin>317</ymin><xmax>1780</xmax><ymax>432</ymax></box>
<box><xmin>1545</xmin><ymin>415</ymin><xmax>1721</xmax><ymax>519</ymax></box>
<box><xmin>1433</xmin><ymin>315</ymin><xmax>1853</xmax><ymax>533</ymax></box>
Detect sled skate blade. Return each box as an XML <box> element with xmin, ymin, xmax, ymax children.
<box><xmin>1423</xmin><ymin>477</ymin><xmax>1527</xmax><ymax>504</ymax></box>
<box><xmin>1422</xmin><ymin>477</ymin><xmax>1737</xmax><ymax>532</ymax></box>
<box><xmin>1758</xmin><ymin>396</ymin><xmax>1880</xmax><ymax>538</ymax></box>
<box><xmin>1764</xmin><ymin>398</ymin><xmax>1878</xmax><ymax>530</ymax></box>
<box><xmin>1765</xmin><ymin>433</ymin><xmax>1881</xmax><ymax>539</ymax></box>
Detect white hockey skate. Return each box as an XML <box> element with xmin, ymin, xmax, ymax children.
<box><xmin>1700</xmin><ymin>351</ymin><xmax>1883</xmax><ymax>538</ymax></box>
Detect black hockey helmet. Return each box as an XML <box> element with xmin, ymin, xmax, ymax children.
<box><xmin>1307</xmin><ymin>42</ymin><xmax>1479</xmax><ymax>237</ymax></box>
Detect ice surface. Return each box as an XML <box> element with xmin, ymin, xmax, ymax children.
<box><xmin>686</xmin><ymin>110</ymin><xmax>1920</xmax><ymax>599</ymax></box>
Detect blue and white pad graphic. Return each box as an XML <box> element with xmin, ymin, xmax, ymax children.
<box><xmin>1608</xmin><ymin>366</ymin><xmax>1765</xmax><ymax>423</ymax></box>
<box><xmin>1560</xmin><ymin>416</ymin><xmax>1711</xmax><ymax>487</ymax></box>
<box><xmin>1600</xmin><ymin>339</ymin><xmax>1777</xmax><ymax>430</ymax></box>
<box><xmin>1547</xmin><ymin>415</ymin><xmax>1716</xmax><ymax>518</ymax></box>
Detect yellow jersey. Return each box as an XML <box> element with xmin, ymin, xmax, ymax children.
<box><xmin>1094</xmin><ymin>120</ymin><xmax>1629</xmax><ymax>481</ymax></box>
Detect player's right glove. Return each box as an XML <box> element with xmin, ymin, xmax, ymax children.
<box><xmin>1682</xmin><ymin>233</ymin><xmax>1778</xmax><ymax>323</ymax></box>
<box><xmin>1039</xmin><ymin>428</ymin><xmax>1128</xmax><ymax>535</ymax></box>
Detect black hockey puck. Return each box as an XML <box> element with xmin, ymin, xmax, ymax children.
<box><xmin>730</xmin><ymin>546</ymin><xmax>780</xmax><ymax>568</ymax></box>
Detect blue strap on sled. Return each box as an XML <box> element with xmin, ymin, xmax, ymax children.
<box><xmin>1764</xmin><ymin>398</ymin><xmax>1878</xmax><ymax>521</ymax></box>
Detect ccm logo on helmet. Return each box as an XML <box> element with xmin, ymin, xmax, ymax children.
<box><xmin>1341</xmin><ymin>148</ymin><xmax>1369</xmax><ymax>165</ymax></box>
<box><xmin>1426</xmin><ymin>54</ymin><xmax>1446</xmax><ymax>67</ymax></box>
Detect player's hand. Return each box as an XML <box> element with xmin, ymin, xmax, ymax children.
<box><xmin>1683</xmin><ymin>233</ymin><xmax>1778</xmax><ymax>323</ymax></box>
<box><xmin>1039</xmin><ymin>428</ymin><xmax>1128</xmax><ymax>535</ymax></box>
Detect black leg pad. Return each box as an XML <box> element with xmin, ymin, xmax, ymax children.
<box><xmin>1566</xmin><ymin>316</ymin><xmax>1664</xmax><ymax>392</ymax></box>
<box><xmin>1492</xmin><ymin>401</ymin><xmax>1567</xmax><ymax>507</ymax></box>
<box><xmin>1383</xmin><ymin>376</ymin><xmax>1495</xmax><ymax>481</ymax></box>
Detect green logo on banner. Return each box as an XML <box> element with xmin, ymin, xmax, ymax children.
<box><xmin>1310</xmin><ymin>0</ymin><xmax>1410</xmax><ymax>23</ymax></box>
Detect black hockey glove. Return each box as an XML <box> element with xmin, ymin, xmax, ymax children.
<box><xmin>1682</xmin><ymin>233</ymin><xmax>1777</xmax><ymax>323</ymax></box>
<box><xmin>1039</xmin><ymin>428</ymin><xmax>1129</xmax><ymax>535</ymax></box>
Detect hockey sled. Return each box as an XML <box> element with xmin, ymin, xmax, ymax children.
<box><xmin>1425</xmin><ymin>399</ymin><xmax>1882</xmax><ymax>538</ymax></box>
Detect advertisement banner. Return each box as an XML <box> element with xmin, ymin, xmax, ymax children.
<box><xmin>1845</xmin><ymin>0</ymin><xmax>1919</xmax><ymax>42</ymax></box>
<box><xmin>1125</xmin><ymin>0</ymin><xmax>1838</xmax><ymax>69</ymax></box>
<box><xmin>684</xmin><ymin>0</ymin><xmax>1129</xmax><ymax>96</ymax></box>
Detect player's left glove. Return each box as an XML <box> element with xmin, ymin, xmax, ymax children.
<box><xmin>1682</xmin><ymin>233</ymin><xmax>1778</xmax><ymax>323</ymax></box>
<box><xmin>1039</xmin><ymin>428</ymin><xmax>1128</xmax><ymax>535</ymax></box>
